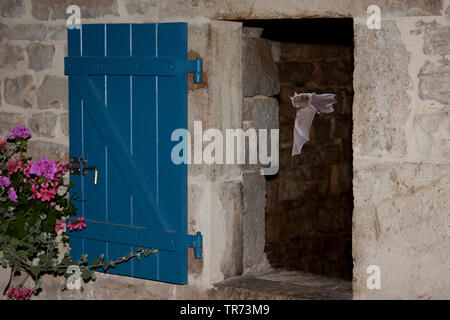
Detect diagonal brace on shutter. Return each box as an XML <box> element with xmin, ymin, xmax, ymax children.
<box><xmin>69</xmin><ymin>75</ymin><xmax>172</xmax><ymax>234</ymax></box>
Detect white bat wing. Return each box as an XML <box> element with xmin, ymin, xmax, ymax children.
<box><xmin>292</xmin><ymin>107</ymin><xmax>317</xmax><ymax>156</ymax></box>
<box><xmin>310</xmin><ymin>93</ymin><xmax>337</xmax><ymax>113</ymax></box>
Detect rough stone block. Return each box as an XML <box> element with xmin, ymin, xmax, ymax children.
<box><xmin>28</xmin><ymin>112</ymin><xmax>58</xmax><ymax>138</ymax></box>
<box><xmin>0</xmin><ymin>112</ymin><xmax>26</xmax><ymax>136</ymax></box>
<box><xmin>278</xmin><ymin>61</ymin><xmax>315</xmax><ymax>86</ymax></box>
<box><xmin>0</xmin><ymin>23</ymin><xmax>6</xmax><ymax>42</ymax></box>
<box><xmin>37</xmin><ymin>75</ymin><xmax>68</xmax><ymax>110</ymax></box>
<box><xmin>26</xmin><ymin>140</ymin><xmax>69</xmax><ymax>161</ymax></box>
<box><xmin>418</xmin><ymin>59</ymin><xmax>450</xmax><ymax>105</ymax></box>
<box><xmin>4</xmin><ymin>75</ymin><xmax>36</xmax><ymax>109</ymax></box>
<box><xmin>414</xmin><ymin>110</ymin><xmax>449</xmax><ymax>158</ymax></box>
<box><xmin>7</xmin><ymin>24</ymin><xmax>47</xmax><ymax>41</ymax></box>
<box><xmin>48</xmin><ymin>25</ymin><xmax>67</xmax><ymax>40</ymax></box>
<box><xmin>216</xmin><ymin>181</ymin><xmax>243</xmax><ymax>279</ymax></box>
<box><xmin>0</xmin><ymin>0</ymin><xmax>24</xmax><ymax>18</ymax></box>
<box><xmin>243</xmin><ymin>37</ymin><xmax>279</xmax><ymax>97</ymax></box>
<box><xmin>27</xmin><ymin>43</ymin><xmax>55</xmax><ymax>71</ymax></box>
<box><xmin>280</xmin><ymin>43</ymin><xmax>345</xmax><ymax>62</ymax></box>
<box><xmin>242</xmin><ymin>171</ymin><xmax>267</xmax><ymax>269</ymax></box>
<box><xmin>243</xmin><ymin>96</ymin><xmax>278</xmax><ymax>129</ymax></box>
<box><xmin>32</xmin><ymin>0</ymin><xmax>119</xmax><ymax>20</ymax></box>
<box><xmin>0</xmin><ymin>43</ymin><xmax>26</xmax><ymax>70</ymax></box>
<box><xmin>311</xmin><ymin>60</ymin><xmax>353</xmax><ymax>88</ymax></box>
<box><xmin>60</xmin><ymin>113</ymin><xmax>69</xmax><ymax>136</ymax></box>
<box><xmin>125</xmin><ymin>0</ymin><xmax>159</xmax><ymax>17</ymax></box>
<box><xmin>414</xmin><ymin>20</ymin><xmax>450</xmax><ymax>55</ymax></box>
<box><xmin>353</xmin><ymin>21</ymin><xmax>411</xmax><ymax>158</ymax></box>
<box><xmin>353</xmin><ymin>160</ymin><xmax>450</xmax><ymax>299</ymax></box>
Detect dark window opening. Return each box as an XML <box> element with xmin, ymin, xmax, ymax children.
<box><xmin>244</xmin><ymin>19</ymin><xmax>354</xmax><ymax>280</ymax></box>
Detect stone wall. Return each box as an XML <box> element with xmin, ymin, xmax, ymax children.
<box><xmin>352</xmin><ymin>15</ymin><xmax>450</xmax><ymax>299</ymax></box>
<box><xmin>265</xmin><ymin>42</ymin><xmax>354</xmax><ymax>279</ymax></box>
<box><xmin>241</xmin><ymin>27</ymin><xmax>279</xmax><ymax>273</ymax></box>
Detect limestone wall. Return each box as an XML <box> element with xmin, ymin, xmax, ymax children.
<box><xmin>241</xmin><ymin>27</ymin><xmax>279</xmax><ymax>273</ymax></box>
<box><xmin>352</xmin><ymin>14</ymin><xmax>450</xmax><ymax>299</ymax></box>
<box><xmin>0</xmin><ymin>0</ymin><xmax>449</xmax><ymax>299</ymax></box>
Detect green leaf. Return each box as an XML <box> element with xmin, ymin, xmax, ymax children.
<box><xmin>82</xmin><ymin>268</ymin><xmax>93</xmax><ymax>281</ymax></box>
<box><xmin>30</xmin><ymin>266</ymin><xmax>41</xmax><ymax>277</ymax></box>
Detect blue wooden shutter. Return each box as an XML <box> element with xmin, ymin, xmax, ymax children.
<box><xmin>65</xmin><ymin>23</ymin><xmax>202</xmax><ymax>285</ymax></box>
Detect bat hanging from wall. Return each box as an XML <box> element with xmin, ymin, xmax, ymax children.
<box><xmin>290</xmin><ymin>92</ymin><xmax>337</xmax><ymax>156</ymax></box>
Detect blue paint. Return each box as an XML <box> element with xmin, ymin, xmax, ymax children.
<box><xmin>66</xmin><ymin>23</ymin><xmax>203</xmax><ymax>285</ymax></box>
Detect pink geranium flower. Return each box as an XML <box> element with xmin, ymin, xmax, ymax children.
<box><xmin>4</xmin><ymin>286</ymin><xmax>34</xmax><ymax>300</ymax></box>
<box><xmin>67</xmin><ymin>217</ymin><xmax>87</xmax><ymax>231</ymax></box>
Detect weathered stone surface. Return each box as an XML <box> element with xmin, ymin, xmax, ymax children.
<box><xmin>48</xmin><ymin>25</ymin><xmax>67</xmax><ymax>40</ymax></box>
<box><xmin>369</xmin><ymin>0</ymin><xmax>443</xmax><ymax>16</ymax></box>
<box><xmin>242</xmin><ymin>97</ymin><xmax>278</xmax><ymax>170</ymax></box>
<box><xmin>7</xmin><ymin>24</ymin><xmax>47</xmax><ymax>41</ymax></box>
<box><xmin>311</xmin><ymin>60</ymin><xmax>353</xmax><ymax>88</ymax></box>
<box><xmin>242</xmin><ymin>171</ymin><xmax>267</xmax><ymax>270</ymax></box>
<box><xmin>243</xmin><ymin>96</ymin><xmax>278</xmax><ymax>129</ymax></box>
<box><xmin>353</xmin><ymin>20</ymin><xmax>411</xmax><ymax>158</ymax></box>
<box><xmin>424</xmin><ymin>25</ymin><xmax>450</xmax><ymax>55</ymax></box>
<box><xmin>0</xmin><ymin>0</ymin><xmax>24</xmax><ymax>18</ymax></box>
<box><xmin>217</xmin><ymin>181</ymin><xmax>243</xmax><ymax>279</ymax></box>
<box><xmin>278</xmin><ymin>61</ymin><xmax>315</xmax><ymax>86</ymax></box>
<box><xmin>125</xmin><ymin>0</ymin><xmax>158</xmax><ymax>16</ymax></box>
<box><xmin>243</xmin><ymin>37</ymin><xmax>279</xmax><ymax>97</ymax></box>
<box><xmin>281</xmin><ymin>43</ymin><xmax>348</xmax><ymax>62</ymax></box>
<box><xmin>60</xmin><ymin>113</ymin><xmax>69</xmax><ymax>136</ymax></box>
<box><xmin>28</xmin><ymin>112</ymin><xmax>58</xmax><ymax>138</ymax></box>
<box><xmin>27</xmin><ymin>43</ymin><xmax>55</xmax><ymax>71</ymax></box>
<box><xmin>0</xmin><ymin>80</ymin><xmax>2</xmax><ymax>106</ymax></box>
<box><xmin>214</xmin><ymin>269</ymin><xmax>352</xmax><ymax>300</ymax></box>
<box><xmin>0</xmin><ymin>23</ymin><xmax>6</xmax><ymax>42</ymax></box>
<box><xmin>414</xmin><ymin>111</ymin><xmax>450</xmax><ymax>158</ymax></box>
<box><xmin>0</xmin><ymin>112</ymin><xmax>25</xmax><ymax>136</ymax></box>
<box><xmin>32</xmin><ymin>0</ymin><xmax>119</xmax><ymax>20</ymax></box>
<box><xmin>413</xmin><ymin>20</ymin><xmax>450</xmax><ymax>55</ymax></box>
<box><xmin>4</xmin><ymin>75</ymin><xmax>36</xmax><ymax>109</ymax></box>
<box><xmin>353</xmin><ymin>160</ymin><xmax>450</xmax><ymax>299</ymax></box>
<box><xmin>0</xmin><ymin>43</ymin><xmax>25</xmax><ymax>70</ymax></box>
<box><xmin>161</xmin><ymin>0</ymin><xmax>442</xmax><ymax>20</ymax></box>
<box><xmin>26</xmin><ymin>140</ymin><xmax>68</xmax><ymax>161</ymax></box>
<box><xmin>418</xmin><ymin>59</ymin><xmax>450</xmax><ymax>105</ymax></box>
<box><xmin>37</xmin><ymin>76</ymin><xmax>68</xmax><ymax>110</ymax></box>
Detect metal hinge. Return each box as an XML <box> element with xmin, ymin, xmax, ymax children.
<box><xmin>187</xmin><ymin>231</ymin><xmax>203</xmax><ymax>259</ymax></box>
<box><xmin>187</xmin><ymin>58</ymin><xmax>203</xmax><ymax>83</ymax></box>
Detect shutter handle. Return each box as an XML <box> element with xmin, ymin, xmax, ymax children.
<box><xmin>84</xmin><ymin>166</ymin><xmax>98</xmax><ymax>185</ymax></box>
<box><xmin>82</xmin><ymin>159</ymin><xmax>98</xmax><ymax>185</ymax></box>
